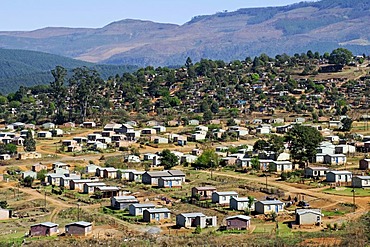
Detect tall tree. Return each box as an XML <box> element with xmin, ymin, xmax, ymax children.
<box><xmin>329</xmin><ymin>48</ymin><xmax>353</xmax><ymax>65</ymax></box>
<box><xmin>50</xmin><ymin>66</ymin><xmax>67</xmax><ymax>124</ymax></box>
<box><xmin>23</xmin><ymin>130</ymin><xmax>36</xmax><ymax>152</ymax></box>
<box><xmin>285</xmin><ymin>125</ymin><xmax>323</xmax><ymax>167</ymax></box>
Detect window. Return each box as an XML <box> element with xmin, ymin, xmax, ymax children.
<box><xmin>151</xmin><ymin>214</ymin><xmax>155</xmax><ymax>219</ymax></box>
<box><xmin>139</xmin><ymin>208</ymin><xmax>142</xmax><ymax>213</ymax></box>
<box><xmin>164</xmin><ymin>213</ymin><xmax>168</xmax><ymax>219</ymax></box>
<box><xmin>267</xmin><ymin>205</ymin><xmax>271</xmax><ymax>210</ymax></box>
<box><xmin>222</xmin><ymin>196</ymin><xmax>226</xmax><ymax>201</ymax></box>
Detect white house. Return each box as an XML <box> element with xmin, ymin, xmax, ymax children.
<box><xmin>324</xmin><ymin>154</ymin><xmax>346</xmax><ymax>165</ymax></box>
<box><xmin>326</xmin><ymin>171</ymin><xmax>352</xmax><ymax>183</ymax></box>
<box><xmin>269</xmin><ymin>161</ymin><xmax>293</xmax><ymax>173</ymax></box>
<box><xmin>255</xmin><ymin>200</ymin><xmax>284</xmax><ymax>214</ymax></box>
<box><xmin>212</xmin><ymin>191</ymin><xmax>238</xmax><ymax>205</ymax></box>
<box><xmin>352</xmin><ymin>176</ymin><xmax>370</xmax><ymax>188</ymax></box>
<box><xmin>229</xmin><ymin>197</ymin><xmax>255</xmax><ymax>211</ymax></box>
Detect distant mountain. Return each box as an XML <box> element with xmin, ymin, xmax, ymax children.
<box><xmin>0</xmin><ymin>49</ymin><xmax>138</xmax><ymax>94</ymax></box>
<box><xmin>0</xmin><ymin>0</ymin><xmax>369</xmax><ymax>67</ymax></box>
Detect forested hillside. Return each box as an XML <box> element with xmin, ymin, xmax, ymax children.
<box><xmin>0</xmin><ymin>49</ymin><xmax>138</xmax><ymax>93</ymax></box>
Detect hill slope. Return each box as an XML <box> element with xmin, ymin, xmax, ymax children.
<box><xmin>0</xmin><ymin>49</ymin><xmax>138</xmax><ymax>94</ymax></box>
<box><xmin>0</xmin><ymin>0</ymin><xmax>369</xmax><ymax>66</ymax></box>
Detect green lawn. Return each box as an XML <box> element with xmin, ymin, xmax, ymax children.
<box><xmin>253</xmin><ymin>222</ymin><xmax>292</xmax><ymax>237</ymax></box>
<box><xmin>322</xmin><ymin>187</ymin><xmax>370</xmax><ymax>197</ymax></box>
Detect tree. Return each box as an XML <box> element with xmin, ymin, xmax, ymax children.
<box><xmin>267</xmin><ymin>135</ymin><xmax>285</xmax><ymax>156</ymax></box>
<box><xmin>329</xmin><ymin>48</ymin><xmax>353</xmax><ymax>65</ymax></box>
<box><xmin>253</xmin><ymin>140</ymin><xmax>268</xmax><ymax>152</ymax></box>
<box><xmin>23</xmin><ymin>175</ymin><xmax>34</xmax><ymax>187</ymax></box>
<box><xmin>285</xmin><ymin>125</ymin><xmax>323</xmax><ymax>167</ymax></box>
<box><xmin>37</xmin><ymin>169</ymin><xmax>48</xmax><ymax>182</ymax></box>
<box><xmin>160</xmin><ymin>149</ymin><xmax>179</xmax><ymax>169</ymax></box>
<box><xmin>0</xmin><ymin>201</ymin><xmax>8</xmax><ymax>208</ymax></box>
<box><xmin>203</xmin><ymin>110</ymin><xmax>213</xmax><ymax>123</ymax></box>
<box><xmin>4</xmin><ymin>144</ymin><xmax>17</xmax><ymax>156</ymax></box>
<box><xmin>23</xmin><ymin>130</ymin><xmax>36</xmax><ymax>152</ymax></box>
<box><xmin>248</xmin><ymin>196</ymin><xmax>255</xmax><ymax>210</ymax></box>
<box><xmin>341</xmin><ymin>118</ymin><xmax>353</xmax><ymax>131</ymax></box>
<box><xmin>50</xmin><ymin>66</ymin><xmax>67</xmax><ymax>124</ymax></box>
<box><xmin>194</xmin><ymin>149</ymin><xmax>219</xmax><ymax>169</ymax></box>
<box><xmin>251</xmin><ymin>157</ymin><xmax>260</xmax><ymax>170</ymax></box>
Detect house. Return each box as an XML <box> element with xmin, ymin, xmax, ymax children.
<box><xmin>142</xmin><ymin>208</ymin><xmax>171</xmax><ymax>223</ymax></box>
<box><xmin>255</xmin><ymin>200</ymin><xmax>284</xmax><ymax>214</ymax></box>
<box><xmin>18</xmin><ymin>152</ymin><xmax>42</xmax><ymax>160</ymax></box>
<box><xmin>269</xmin><ymin>161</ymin><xmax>293</xmax><ymax>173</ymax></box>
<box><xmin>103</xmin><ymin>123</ymin><xmax>122</xmax><ymax>132</ymax></box>
<box><xmin>153</xmin><ymin>126</ymin><xmax>166</xmax><ymax>133</ymax></box>
<box><xmin>143</xmin><ymin>153</ymin><xmax>158</xmax><ymax>161</ymax></box>
<box><xmin>96</xmin><ymin>167</ymin><xmax>118</xmax><ymax>179</ymax></box>
<box><xmin>295</xmin><ymin>117</ymin><xmax>306</xmax><ymax>123</ymax></box>
<box><xmin>190</xmin><ymin>133</ymin><xmax>206</xmax><ymax>142</ymax></box>
<box><xmin>352</xmin><ymin>176</ymin><xmax>370</xmax><ymax>188</ymax></box>
<box><xmin>304</xmin><ymin>167</ymin><xmax>330</xmax><ymax>178</ymax></box>
<box><xmin>70</xmin><ymin>179</ymin><xmax>99</xmax><ymax>191</ymax></box>
<box><xmin>37</xmin><ymin>131</ymin><xmax>52</xmax><ymax>138</ymax></box>
<box><xmin>335</xmin><ymin>145</ymin><xmax>356</xmax><ymax>154</ymax></box>
<box><xmin>324</xmin><ymin>154</ymin><xmax>346</xmax><ymax>165</ymax></box>
<box><xmin>212</xmin><ymin>191</ymin><xmax>238</xmax><ymax>205</ymax></box>
<box><xmin>73</xmin><ymin>137</ymin><xmax>88</xmax><ymax>144</ymax></box>
<box><xmin>96</xmin><ymin>137</ymin><xmax>112</xmax><ymax>144</ymax></box>
<box><xmin>236</xmin><ymin>158</ymin><xmax>252</xmax><ymax>169</ymax></box>
<box><xmin>31</xmin><ymin>163</ymin><xmax>48</xmax><ymax>172</ymax></box>
<box><xmin>158</xmin><ymin>177</ymin><xmax>183</xmax><ymax>188</ymax></box>
<box><xmin>125</xmin><ymin>155</ymin><xmax>141</xmax><ymax>163</ymax></box>
<box><xmin>142</xmin><ymin>170</ymin><xmax>185</xmax><ymax>186</ymax></box>
<box><xmin>141</xmin><ymin>128</ymin><xmax>156</xmax><ymax>135</ymax></box>
<box><xmin>83</xmin><ymin>182</ymin><xmax>107</xmax><ymax>194</ymax></box>
<box><xmin>93</xmin><ymin>142</ymin><xmax>107</xmax><ymax>150</ymax></box>
<box><xmin>176</xmin><ymin>213</ymin><xmax>217</xmax><ymax>228</ymax></box>
<box><xmin>188</xmin><ymin>119</ymin><xmax>200</xmax><ymax>126</ymax></box>
<box><xmin>0</xmin><ymin>208</ymin><xmax>11</xmax><ymax>220</ymax></box>
<box><xmin>12</xmin><ymin>136</ymin><xmax>24</xmax><ymax>146</ymax></box>
<box><xmin>126</xmin><ymin>131</ymin><xmax>141</xmax><ymax>141</ymax></box>
<box><xmin>65</xmin><ymin>221</ymin><xmax>92</xmax><ymax>236</ymax></box>
<box><xmin>295</xmin><ymin>209</ymin><xmax>322</xmax><ymax>226</ymax></box>
<box><xmin>29</xmin><ymin>222</ymin><xmax>59</xmax><ymax>236</ymax></box>
<box><xmin>63</xmin><ymin>122</ymin><xmax>75</xmax><ymax>128</ymax></box>
<box><xmin>259</xmin><ymin>159</ymin><xmax>274</xmax><ymax>171</ymax></box>
<box><xmin>153</xmin><ymin>137</ymin><xmax>169</xmax><ymax>144</ymax></box>
<box><xmin>21</xmin><ymin>171</ymin><xmax>37</xmax><ymax>179</ymax></box>
<box><xmin>111</xmin><ymin>196</ymin><xmax>139</xmax><ymax>210</ymax></box>
<box><xmin>225</xmin><ymin>215</ymin><xmax>251</xmax><ymax>230</ymax></box>
<box><xmin>191</xmin><ymin>186</ymin><xmax>217</xmax><ymax>200</ymax></box>
<box><xmin>276</xmin><ymin>125</ymin><xmax>292</xmax><ymax>134</ymax></box>
<box><xmin>228</xmin><ymin>126</ymin><xmax>249</xmax><ymax>137</ymax></box>
<box><xmin>42</xmin><ymin>122</ymin><xmax>55</xmax><ymax>129</ymax></box>
<box><xmin>325</xmin><ymin>135</ymin><xmax>340</xmax><ymax>143</ymax></box>
<box><xmin>60</xmin><ymin>175</ymin><xmax>81</xmax><ymax>189</ymax></box>
<box><xmin>129</xmin><ymin>203</ymin><xmax>156</xmax><ymax>216</ymax></box>
<box><xmin>230</xmin><ymin>197</ymin><xmax>255</xmax><ymax>211</ymax></box>
<box><xmin>0</xmin><ymin>154</ymin><xmax>11</xmax><ymax>160</ymax></box>
<box><xmin>329</xmin><ymin>121</ymin><xmax>342</xmax><ymax>129</ymax></box>
<box><xmin>118</xmin><ymin>124</ymin><xmax>134</xmax><ymax>134</ymax></box>
<box><xmin>95</xmin><ymin>186</ymin><xmax>121</xmax><ymax>198</ymax></box>
<box><xmin>326</xmin><ymin>171</ymin><xmax>352</xmax><ymax>183</ymax></box>
<box><xmin>50</xmin><ymin>129</ymin><xmax>64</xmax><ymax>137</ymax></box>
<box><xmin>256</xmin><ymin>126</ymin><xmax>271</xmax><ymax>135</ymax></box>
<box><xmin>62</xmin><ymin>140</ymin><xmax>78</xmax><ymax>147</ymax></box>
<box><xmin>359</xmin><ymin>159</ymin><xmax>370</xmax><ymax>170</ymax></box>
<box><xmin>46</xmin><ymin>173</ymin><xmax>66</xmax><ymax>186</ymax></box>
<box><xmin>85</xmin><ymin>164</ymin><xmax>101</xmax><ymax>174</ymax></box>
<box><xmin>87</xmin><ymin>133</ymin><xmax>101</xmax><ymax>141</ymax></box>
<box><xmin>52</xmin><ymin>162</ymin><xmax>70</xmax><ymax>170</ymax></box>
<box><xmin>220</xmin><ymin>157</ymin><xmax>237</xmax><ymax>166</ymax></box>
<box><xmin>181</xmin><ymin>155</ymin><xmax>198</xmax><ymax>164</ymax></box>
<box><xmin>82</xmin><ymin>122</ymin><xmax>96</xmax><ymax>128</ymax></box>
<box><xmin>118</xmin><ymin>169</ymin><xmax>137</xmax><ymax>180</ymax></box>
<box><xmin>129</xmin><ymin>170</ymin><xmax>145</xmax><ymax>182</ymax></box>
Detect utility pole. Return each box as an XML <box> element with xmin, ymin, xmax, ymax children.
<box><xmin>44</xmin><ymin>189</ymin><xmax>47</xmax><ymax>210</ymax></box>
<box><xmin>77</xmin><ymin>203</ymin><xmax>81</xmax><ymax>221</ymax></box>
<box><xmin>352</xmin><ymin>185</ymin><xmax>356</xmax><ymax>212</ymax></box>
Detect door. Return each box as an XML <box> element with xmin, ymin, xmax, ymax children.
<box><xmin>155</xmin><ymin>214</ymin><xmax>160</xmax><ymax>221</ymax></box>
<box><xmin>169</xmin><ymin>181</ymin><xmax>172</xmax><ymax>188</ymax></box>
<box><xmin>275</xmin><ymin>205</ymin><xmax>279</xmax><ymax>213</ymax></box>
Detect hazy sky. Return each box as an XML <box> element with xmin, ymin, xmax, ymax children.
<box><xmin>1</xmin><ymin>0</ymin><xmax>306</xmax><ymax>31</ymax></box>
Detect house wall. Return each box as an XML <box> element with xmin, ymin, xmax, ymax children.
<box><xmin>66</xmin><ymin>225</ymin><xmax>91</xmax><ymax>236</ymax></box>
<box><xmin>255</xmin><ymin>203</ymin><xmax>283</xmax><ymax>214</ymax></box>
<box><xmin>359</xmin><ymin>160</ymin><xmax>370</xmax><ymax>170</ymax></box>
<box><xmin>0</xmin><ymin>209</ymin><xmax>10</xmax><ymax>220</ymax></box>
<box><xmin>352</xmin><ymin>178</ymin><xmax>370</xmax><ymax>188</ymax></box>
<box><xmin>230</xmin><ymin>198</ymin><xmax>254</xmax><ymax>211</ymax></box>
<box><xmin>30</xmin><ymin>226</ymin><xmax>58</xmax><ymax>236</ymax></box>
<box><xmin>226</xmin><ymin>218</ymin><xmax>250</xmax><ymax>230</ymax></box>
<box><xmin>142</xmin><ymin>211</ymin><xmax>170</xmax><ymax>222</ymax></box>
<box><xmin>176</xmin><ymin>215</ymin><xmax>188</xmax><ymax>227</ymax></box>
<box><xmin>297</xmin><ymin>213</ymin><xmax>321</xmax><ymax>225</ymax></box>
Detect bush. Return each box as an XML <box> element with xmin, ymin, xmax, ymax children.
<box><xmin>194</xmin><ymin>225</ymin><xmax>202</xmax><ymax>234</ymax></box>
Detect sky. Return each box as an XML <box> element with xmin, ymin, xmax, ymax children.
<box><xmin>0</xmin><ymin>0</ymin><xmax>306</xmax><ymax>31</ymax></box>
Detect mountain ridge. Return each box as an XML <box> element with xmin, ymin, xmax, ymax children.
<box><xmin>0</xmin><ymin>0</ymin><xmax>369</xmax><ymax>66</ymax></box>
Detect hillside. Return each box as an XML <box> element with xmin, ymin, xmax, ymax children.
<box><xmin>0</xmin><ymin>0</ymin><xmax>369</xmax><ymax>67</ymax></box>
<box><xmin>0</xmin><ymin>49</ymin><xmax>138</xmax><ymax>94</ymax></box>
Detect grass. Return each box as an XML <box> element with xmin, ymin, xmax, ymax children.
<box><xmin>253</xmin><ymin>222</ymin><xmax>292</xmax><ymax>237</ymax></box>
<box><xmin>322</xmin><ymin>210</ymin><xmax>346</xmax><ymax>217</ymax></box>
<box><xmin>322</xmin><ymin>187</ymin><xmax>370</xmax><ymax>197</ymax></box>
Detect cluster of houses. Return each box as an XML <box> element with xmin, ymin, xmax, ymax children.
<box><xmin>29</xmin><ymin>221</ymin><xmax>93</xmax><ymax>237</ymax></box>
